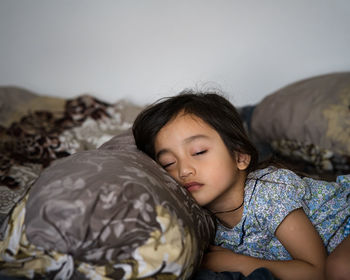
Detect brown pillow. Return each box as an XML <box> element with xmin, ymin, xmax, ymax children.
<box><xmin>0</xmin><ymin>86</ymin><xmax>65</xmax><ymax>127</ymax></box>
<box><xmin>251</xmin><ymin>73</ymin><xmax>350</xmax><ymax>172</ymax></box>
<box><xmin>24</xmin><ymin>130</ymin><xmax>215</xmax><ymax>279</ymax></box>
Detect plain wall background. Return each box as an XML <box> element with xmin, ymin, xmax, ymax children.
<box><xmin>1</xmin><ymin>0</ymin><xmax>350</xmax><ymax>106</ymax></box>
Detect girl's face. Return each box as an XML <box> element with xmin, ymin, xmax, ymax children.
<box><xmin>154</xmin><ymin>112</ymin><xmax>249</xmax><ymax>210</ymax></box>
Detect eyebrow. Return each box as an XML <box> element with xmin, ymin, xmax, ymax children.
<box><xmin>155</xmin><ymin>134</ymin><xmax>210</xmax><ymax>160</ymax></box>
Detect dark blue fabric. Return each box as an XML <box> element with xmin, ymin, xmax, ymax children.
<box><xmin>192</xmin><ymin>267</ymin><xmax>278</xmax><ymax>280</ymax></box>
<box><xmin>0</xmin><ymin>276</ymin><xmax>28</xmax><ymax>280</ymax></box>
<box><xmin>237</xmin><ymin>105</ymin><xmax>273</xmax><ymax>162</ymax></box>
<box><xmin>237</xmin><ymin>105</ymin><xmax>255</xmax><ymax>134</ymax></box>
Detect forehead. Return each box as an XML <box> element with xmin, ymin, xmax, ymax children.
<box><xmin>155</xmin><ymin>112</ymin><xmax>218</xmax><ymax>145</ymax></box>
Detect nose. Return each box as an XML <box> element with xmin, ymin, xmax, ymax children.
<box><xmin>179</xmin><ymin>161</ymin><xmax>195</xmax><ymax>179</ymax></box>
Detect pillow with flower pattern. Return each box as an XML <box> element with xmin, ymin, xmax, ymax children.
<box><xmin>1</xmin><ymin>130</ymin><xmax>215</xmax><ymax>279</ymax></box>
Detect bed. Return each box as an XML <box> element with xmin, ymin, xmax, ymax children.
<box><xmin>0</xmin><ymin>72</ymin><xmax>349</xmax><ymax>279</ymax></box>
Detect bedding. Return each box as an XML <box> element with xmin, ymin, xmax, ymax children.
<box><xmin>0</xmin><ymin>72</ymin><xmax>349</xmax><ymax>279</ymax></box>
<box><xmin>0</xmin><ymin>87</ymin><xmax>215</xmax><ymax>279</ymax></box>
<box><xmin>1</xmin><ymin>131</ymin><xmax>215</xmax><ymax>279</ymax></box>
<box><xmin>0</xmin><ymin>88</ymin><xmax>143</xmax><ymax>240</ymax></box>
<box><xmin>249</xmin><ymin>72</ymin><xmax>350</xmax><ymax>181</ymax></box>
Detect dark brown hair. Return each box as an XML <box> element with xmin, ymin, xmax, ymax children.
<box><xmin>132</xmin><ymin>90</ymin><xmax>259</xmax><ymax>172</ymax></box>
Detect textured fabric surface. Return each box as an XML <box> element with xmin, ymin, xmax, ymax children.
<box><xmin>0</xmin><ymin>92</ymin><xmax>143</xmax><ymax>240</ymax></box>
<box><xmin>251</xmin><ymin>73</ymin><xmax>350</xmax><ymax>175</ymax></box>
<box><xmin>0</xmin><ymin>87</ymin><xmax>66</xmax><ymax>127</ymax></box>
<box><xmin>19</xmin><ymin>131</ymin><xmax>215</xmax><ymax>279</ymax></box>
<box><xmin>193</xmin><ymin>268</ymin><xmax>277</xmax><ymax>280</ymax></box>
<box><xmin>215</xmin><ymin>167</ymin><xmax>350</xmax><ymax>260</ymax></box>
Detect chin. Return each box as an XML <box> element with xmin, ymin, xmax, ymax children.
<box><xmin>191</xmin><ymin>193</ymin><xmax>208</xmax><ymax>207</ymax></box>
<box><xmin>195</xmin><ymin>199</ymin><xmax>207</xmax><ymax>207</ymax></box>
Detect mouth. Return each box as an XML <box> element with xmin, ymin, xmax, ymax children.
<box><xmin>184</xmin><ymin>182</ymin><xmax>203</xmax><ymax>192</ymax></box>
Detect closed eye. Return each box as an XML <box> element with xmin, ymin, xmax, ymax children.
<box><xmin>193</xmin><ymin>150</ymin><xmax>207</xmax><ymax>156</ymax></box>
<box><xmin>162</xmin><ymin>162</ymin><xmax>175</xmax><ymax>169</ymax></box>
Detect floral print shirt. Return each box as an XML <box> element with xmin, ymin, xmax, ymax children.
<box><xmin>215</xmin><ymin>166</ymin><xmax>350</xmax><ymax>260</ymax></box>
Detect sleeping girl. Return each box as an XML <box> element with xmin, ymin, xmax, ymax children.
<box><xmin>132</xmin><ymin>91</ymin><xmax>350</xmax><ymax>280</ymax></box>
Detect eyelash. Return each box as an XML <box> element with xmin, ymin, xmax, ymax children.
<box><xmin>193</xmin><ymin>150</ymin><xmax>207</xmax><ymax>156</ymax></box>
<box><xmin>162</xmin><ymin>162</ymin><xmax>174</xmax><ymax>169</ymax></box>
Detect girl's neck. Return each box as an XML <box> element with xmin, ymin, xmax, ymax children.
<box><xmin>213</xmin><ymin>187</ymin><xmax>245</xmax><ymax>228</ymax></box>
<box><xmin>213</xmin><ymin>199</ymin><xmax>244</xmax><ymax>214</ymax></box>
<box><xmin>216</xmin><ymin>206</ymin><xmax>244</xmax><ymax>228</ymax></box>
<box><xmin>207</xmin><ymin>170</ymin><xmax>247</xmax><ymax>228</ymax></box>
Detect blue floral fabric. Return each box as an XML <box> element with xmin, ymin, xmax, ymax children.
<box><xmin>215</xmin><ymin>167</ymin><xmax>350</xmax><ymax>260</ymax></box>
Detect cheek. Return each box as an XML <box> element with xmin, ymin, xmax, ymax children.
<box><xmin>166</xmin><ymin>169</ymin><xmax>179</xmax><ymax>182</ymax></box>
<box><xmin>200</xmin><ymin>161</ymin><xmax>221</xmax><ymax>180</ymax></box>
<box><xmin>207</xmin><ymin>157</ymin><xmax>235</xmax><ymax>180</ymax></box>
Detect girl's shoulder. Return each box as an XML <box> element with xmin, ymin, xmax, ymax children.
<box><xmin>247</xmin><ymin>166</ymin><xmax>303</xmax><ymax>185</ymax></box>
<box><xmin>244</xmin><ymin>167</ymin><xmax>307</xmax><ymax>234</ymax></box>
<box><xmin>245</xmin><ymin>166</ymin><xmax>308</xmax><ymax>201</ymax></box>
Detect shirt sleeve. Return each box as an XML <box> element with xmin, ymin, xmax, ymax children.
<box><xmin>252</xmin><ymin>168</ymin><xmax>306</xmax><ymax>235</ymax></box>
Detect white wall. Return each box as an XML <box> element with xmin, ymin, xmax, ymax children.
<box><xmin>1</xmin><ymin>0</ymin><xmax>350</xmax><ymax>106</ymax></box>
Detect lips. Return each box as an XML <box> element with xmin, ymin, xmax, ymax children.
<box><xmin>184</xmin><ymin>182</ymin><xmax>203</xmax><ymax>192</ymax></box>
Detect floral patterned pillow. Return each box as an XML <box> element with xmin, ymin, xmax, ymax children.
<box><xmin>21</xmin><ymin>130</ymin><xmax>215</xmax><ymax>279</ymax></box>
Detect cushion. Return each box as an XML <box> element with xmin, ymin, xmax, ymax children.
<box><xmin>0</xmin><ymin>86</ymin><xmax>66</xmax><ymax>127</ymax></box>
<box><xmin>250</xmin><ymin>72</ymin><xmax>350</xmax><ymax>174</ymax></box>
<box><xmin>21</xmin><ymin>130</ymin><xmax>215</xmax><ymax>279</ymax></box>
<box><xmin>0</xmin><ymin>92</ymin><xmax>143</xmax><ymax>242</ymax></box>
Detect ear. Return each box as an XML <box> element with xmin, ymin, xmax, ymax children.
<box><xmin>235</xmin><ymin>153</ymin><xmax>251</xmax><ymax>171</ymax></box>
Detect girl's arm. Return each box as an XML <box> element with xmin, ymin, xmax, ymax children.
<box><xmin>202</xmin><ymin>208</ymin><xmax>327</xmax><ymax>280</ymax></box>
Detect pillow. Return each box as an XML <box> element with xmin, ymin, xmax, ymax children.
<box><xmin>0</xmin><ymin>86</ymin><xmax>66</xmax><ymax>127</ymax></box>
<box><xmin>250</xmin><ymin>72</ymin><xmax>350</xmax><ymax>173</ymax></box>
<box><xmin>0</xmin><ymin>92</ymin><xmax>143</xmax><ymax>243</ymax></box>
<box><xmin>21</xmin><ymin>130</ymin><xmax>215</xmax><ymax>279</ymax></box>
